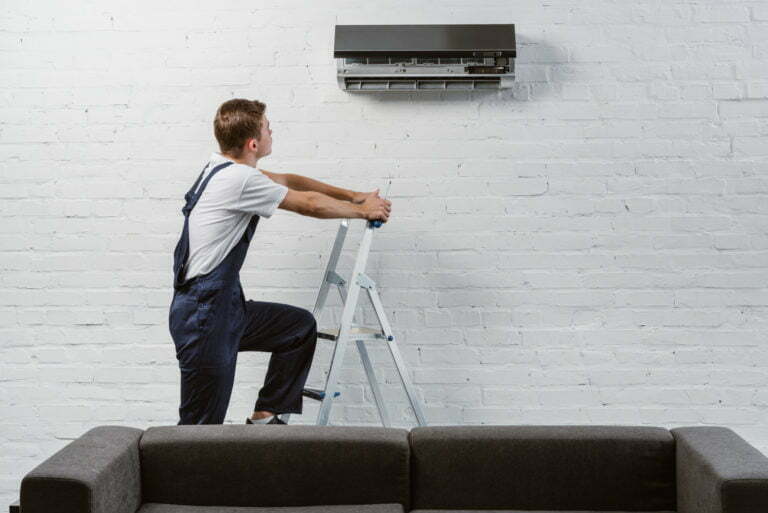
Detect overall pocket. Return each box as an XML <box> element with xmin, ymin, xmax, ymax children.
<box><xmin>195</xmin><ymin>279</ymin><xmax>225</xmax><ymax>334</ymax></box>
<box><xmin>194</xmin><ymin>279</ymin><xmax>240</xmax><ymax>368</ymax></box>
<box><xmin>169</xmin><ymin>292</ymin><xmax>197</xmax><ymax>342</ymax></box>
<box><xmin>169</xmin><ymin>290</ymin><xmax>205</xmax><ymax>368</ymax></box>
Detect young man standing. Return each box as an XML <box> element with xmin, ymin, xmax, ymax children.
<box><xmin>168</xmin><ymin>98</ymin><xmax>391</xmax><ymax>425</ymax></box>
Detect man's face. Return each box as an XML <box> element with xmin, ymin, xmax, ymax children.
<box><xmin>254</xmin><ymin>115</ymin><xmax>272</xmax><ymax>158</ymax></box>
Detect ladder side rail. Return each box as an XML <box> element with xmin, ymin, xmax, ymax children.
<box><xmin>316</xmin><ymin>224</ymin><xmax>376</xmax><ymax>425</ymax></box>
<box><xmin>316</xmin><ymin>282</ymin><xmax>362</xmax><ymax>425</ymax></box>
<box><xmin>367</xmin><ymin>285</ymin><xmax>429</xmax><ymax>427</ymax></box>
<box><xmin>356</xmin><ymin>339</ymin><xmax>392</xmax><ymax>427</ymax></box>
<box><xmin>312</xmin><ymin>219</ymin><xmax>350</xmax><ymax>319</ymax></box>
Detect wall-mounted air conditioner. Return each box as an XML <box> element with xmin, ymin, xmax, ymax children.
<box><xmin>334</xmin><ymin>24</ymin><xmax>516</xmax><ymax>92</ymax></box>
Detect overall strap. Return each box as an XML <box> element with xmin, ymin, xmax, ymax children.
<box><xmin>182</xmin><ymin>161</ymin><xmax>234</xmax><ymax>216</ymax></box>
<box><xmin>186</xmin><ymin>163</ymin><xmax>209</xmax><ymax>199</ymax></box>
<box><xmin>173</xmin><ymin>160</ymin><xmax>235</xmax><ymax>290</ymax></box>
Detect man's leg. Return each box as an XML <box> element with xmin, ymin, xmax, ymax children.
<box><xmin>239</xmin><ymin>300</ymin><xmax>318</xmax><ymax>417</ymax></box>
<box><xmin>177</xmin><ymin>363</ymin><xmax>237</xmax><ymax>425</ymax></box>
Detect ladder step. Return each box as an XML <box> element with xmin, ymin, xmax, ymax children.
<box><xmin>302</xmin><ymin>387</ymin><xmax>341</xmax><ymax>401</ymax></box>
<box><xmin>318</xmin><ymin>326</ymin><xmax>392</xmax><ymax>341</ymax></box>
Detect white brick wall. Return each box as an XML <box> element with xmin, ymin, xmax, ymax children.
<box><xmin>2</xmin><ymin>0</ymin><xmax>768</xmax><ymax>504</ymax></box>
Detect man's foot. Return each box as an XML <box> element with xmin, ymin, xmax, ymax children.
<box><xmin>245</xmin><ymin>415</ymin><xmax>287</xmax><ymax>425</ymax></box>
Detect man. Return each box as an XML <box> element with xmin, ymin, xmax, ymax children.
<box><xmin>168</xmin><ymin>98</ymin><xmax>391</xmax><ymax>425</ymax></box>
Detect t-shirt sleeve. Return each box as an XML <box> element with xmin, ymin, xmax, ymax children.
<box><xmin>234</xmin><ymin>171</ymin><xmax>289</xmax><ymax>218</ymax></box>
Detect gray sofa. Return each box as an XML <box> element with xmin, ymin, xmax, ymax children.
<box><xmin>10</xmin><ymin>424</ymin><xmax>768</xmax><ymax>513</ymax></box>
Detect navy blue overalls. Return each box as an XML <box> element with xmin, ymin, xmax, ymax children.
<box><xmin>168</xmin><ymin>161</ymin><xmax>318</xmax><ymax>425</ymax></box>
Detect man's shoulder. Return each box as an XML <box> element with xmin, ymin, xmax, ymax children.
<box><xmin>208</xmin><ymin>161</ymin><xmax>249</xmax><ymax>184</ymax></box>
<box><xmin>205</xmin><ymin>158</ymin><xmax>275</xmax><ymax>192</ymax></box>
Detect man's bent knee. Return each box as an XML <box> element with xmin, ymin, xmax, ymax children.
<box><xmin>298</xmin><ymin>307</ymin><xmax>317</xmax><ymax>332</ymax></box>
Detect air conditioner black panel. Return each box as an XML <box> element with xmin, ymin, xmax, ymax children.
<box><xmin>334</xmin><ymin>24</ymin><xmax>516</xmax><ymax>58</ymax></box>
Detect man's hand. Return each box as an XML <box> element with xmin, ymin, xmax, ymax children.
<box><xmin>359</xmin><ymin>189</ymin><xmax>392</xmax><ymax>223</ymax></box>
<box><xmin>351</xmin><ymin>189</ymin><xmax>380</xmax><ymax>204</ymax></box>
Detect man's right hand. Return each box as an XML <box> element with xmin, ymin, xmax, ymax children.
<box><xmin>278</xmin><ymin>189</ymin><xmax>392</xmax><ymax>221</ymax></box>
<box><xmin>360</xmin><ymin>189</ymin><xmax>391</xmax><ymax>223</ymax></box>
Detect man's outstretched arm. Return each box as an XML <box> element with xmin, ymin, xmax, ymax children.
<box><xmin>260</xmin><ymin>169</ymin><xmax>363</xmax><ymax>202</ymax></box>
<box><xmin>279</xmin><ymin>189</ymin><xmax>391</xmax><ymax>223</ymax></box>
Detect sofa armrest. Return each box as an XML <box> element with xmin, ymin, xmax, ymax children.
<box><xmin>20</xmin><ymin>425</ymin><xmax>143</xmax><ymax>513</ymax></box>
<box><xmin>672</xmin><ymin>426</ymin><xmax>768</xmax><ymax>513</ymax></box>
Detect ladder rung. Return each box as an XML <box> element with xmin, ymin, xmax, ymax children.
<box><xmin>318</xmin><ymin>326</ymin><xmax>390</xmax><ymax>341</ymax></box>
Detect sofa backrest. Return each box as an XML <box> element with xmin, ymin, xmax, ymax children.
<box><xmin>409</xmin><ymin>424</ymin><xmax>676</xmax><ymax>511</ymax></box>
<box><xmin>140</xmin><ymin>425</ymin><xmax>410</xmax><ymax>509</ymax></box>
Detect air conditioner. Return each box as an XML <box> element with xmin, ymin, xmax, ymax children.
<box><xmin>334</xmin><ymin>24</ymin><xmax>516</xmax><ymax>92</ymax></box>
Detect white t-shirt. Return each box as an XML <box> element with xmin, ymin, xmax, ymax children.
<box><xmin>184</xmin><ymin>152</ymin><xmax>289</xmax><ymax>281</ymax></box>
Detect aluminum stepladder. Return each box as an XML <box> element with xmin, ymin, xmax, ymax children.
<box><xmin>281</xmin><ymin>218</ymin><xmax>428</xmax><ymax>427</ymax></box>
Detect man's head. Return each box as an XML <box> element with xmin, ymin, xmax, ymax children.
<box><xmin>213</xmin><ymin>99</ymin><xmax>272</xmax><ymax>165</ymax></box>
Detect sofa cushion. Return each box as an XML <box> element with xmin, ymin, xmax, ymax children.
<box><xmin>139</xmin><ymin>425</ymin><xmax>410</xmax><ymax>509</ymax></box>
<box><xmin>410</xmin><ymin>510</ymin><xmax>676</xmax><ymax>513</ymax></box>
<box><xmin>409</xmin><ymin>425</ymin><xmax>676</xmax><ymax>511</ymax></box>
<box><xmin>139</xmin><ymin>504</ymin><xmax>404</xmax><ymax>513</ymax></box>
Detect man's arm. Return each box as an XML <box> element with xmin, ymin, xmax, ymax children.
<box><xmin>279</xmin><ymin>190</ymin><xmax>390</xmax><ymax>223</ymax></box>
<box><xmin>260</xmin><ymin>169</ymin><xmax>356</xmax><ymax>202</ymax></box>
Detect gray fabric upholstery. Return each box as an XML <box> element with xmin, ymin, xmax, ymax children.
<box><xmin>408</xmin><ymin>425</ymin><xmax>676</xmax><ymax>511</ymax></box>
<box><xmin>140</xmin><ymin>425</ymin><xmax>411</xmax><ymax>509</ymax></box>
<box><xmin>139</xmin><ymin>504</ymin><xmax>404</xmax><ymax>513</ymax></box>
<box><xmin>17</xmin><ymin>423</ymin><xmax>768</xmax><ymax>512</ymax></box>
<box><xmin>19</xmin><ymin>425</ymin><xmax>143</xmax><ymax>513</ymax></box>
<box><xmin>672</xmin><ymin>426</ymin><xmax>768</xmax><ymax>513</ymax></box>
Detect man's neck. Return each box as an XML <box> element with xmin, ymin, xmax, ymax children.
<box><xmin>221</xmin><ymin>152</ymin><xmax>258</xmax><ymax>168</ymax></box>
